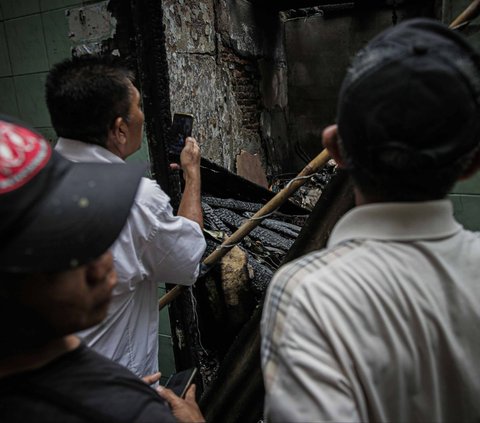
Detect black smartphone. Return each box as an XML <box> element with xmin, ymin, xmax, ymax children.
<box><xmin>170</xmin><ymin>113</ymin><xmax>194</xmax><ymax>155</ymax></box>
<box><xmin>164</xmin><ymin>367</ymin><xmax>197</xmax><ymax>398</ymax></box>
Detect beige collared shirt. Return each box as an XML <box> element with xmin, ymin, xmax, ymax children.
<box><xmin>262</xmin><ymin>200</ymin><xmax>480</xmax><ymax>422</ymax></box>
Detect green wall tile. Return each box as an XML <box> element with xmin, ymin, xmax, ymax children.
<box><xmin>40</xmin><ymin>0</ymin><xmax>83</xmax><ymax>12</ymax></box>
<box><xmin>0</xmin><ymin>4</ymin><xmax>4</xmax><ymax>20</ymax></box>
<box><xmin>14</xmin><ymin>72</ymin><xmax>50</xmax><ymax>126</ymax></box>
<box><xmin>5</xmin><ymin>14</ymin><xmax>49</xmax><ymax>74</ymax></box>
<box><xmin>42</xmin><ymin>8</ymin><xmax>72</xmax><ymax>66</ymax></box>
<box><xmin>451</xmin><ymin>172</ymin><xmax>480</xmax><ymax>195</ymax></box>
<box><xmin>0</xmin><ymin>23</ymin><xmax>12</xmax><ymax>76</ymax></box>
<box><xmin>0</xmin><ymin>77</ymin><xmax>20</xmax><ymax>118</ymax></box>
<box><xmin>159</xmin><ymin>305</ymin><xmax>172</xmax><ymax>336</ymax></box>
<box><xmin>126</xmin><ymin>132</ymin><xmax>152</xmax><ymax>177</ymax></box>
<box><xmin>450</xmin><ymin>194</ymin><xmax>480</xmax><ymax>231</ymax></box>
<box><xmin>1</xmin><ymin>0</ymin><xmax>39</xmax><ymax>19</ymax></box>
<box><xmin>126</xmin><ymin>132</ymin><xmax>151</xmax><ymax>163</ymax></box>
<box><xmin>158</xmin><ymin>335</ymin><xmax>176</xmax><ymax>376</ymax></box>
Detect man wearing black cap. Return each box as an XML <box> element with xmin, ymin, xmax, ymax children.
<box><xmin>261</xmin><ymin>19</ymin><xmax>480</xmax><ymax>422</ymax></box>
<box><xmin>45</xmin><ymin>55</ymin><xmax>206</xmax><ymax>379</ymax></box>
<box><xmin>0</xmin><ymin>118</ymin><xmax>205</xmax><ymax>422</ymax></box>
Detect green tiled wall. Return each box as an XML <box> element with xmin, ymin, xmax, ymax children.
<box><xmin>0</xmin><ymin>0</ymin><xmax>83</xmax><ymax>141</ymax></box>
<box><xmin>6</xmin><ymin>15</ymin><xmax>49</xmax><ymax>74</ymax></box>
<box><xmin>0</xmin><ymin>77</ymin><xmax>19</xmax><ymax>117</ymax></box>
<box><xmin>2</xmin><ymin>0</ymin><xmax>40</xmax><ymax>20</ymax></box>
<box><xmin>42</xmin><ymin>8</ymin><xmax>73</xmax><ymax>65</ymax></box>
<box><xmin>450</xmin><ymin>172</ymin><xmax>480</xmax><ymax>231</ymax></box>
<box><xmin>0</xmin><ymin>23</ymin><xmax>11</xmax><ymax>76</ymax></box>
<box><xmin>158</xmin><ymin>285</ymin><xmax>176</xmax><ymax>383</ymax></box>
<box><xmin>14</xmin><ymin>72</ymin><xmax>50</xmax><ymax>126</ymax></box>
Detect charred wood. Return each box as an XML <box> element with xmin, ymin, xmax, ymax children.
<box><xmin>212</xmin><ymin>208</ymin><xmax>295</xmax><ymax>251</ymax></box>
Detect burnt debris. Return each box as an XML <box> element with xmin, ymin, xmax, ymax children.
<box><xmin>169</xmin><ymin>156</ymin><xmax>337</xmax><ymax>395</ymax></box>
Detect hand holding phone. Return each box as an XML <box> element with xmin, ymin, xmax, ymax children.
<box><xmin>164</xmin><ymin>367</ymin><xmax>197</xmax><ymax>398</ymax></box>
<box><xmin>170</xmin><ymin>113</ymin><xmax>194</xmax><ymax>155</ymax></box>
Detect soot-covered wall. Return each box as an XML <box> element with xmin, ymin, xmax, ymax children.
<box><xmin>283</xmin><ymin>2</ymin><xmax>436</xmax><ymax>172</ymax></box>
<box><xmin>163</xmin><ymin>0</ymin><xmax>287</xmax><ymax>177</ymax></box>
<box><xmin>162</xmin><ymin>1</ymin><xmax>438</xmax><ymax>176</ymax></box>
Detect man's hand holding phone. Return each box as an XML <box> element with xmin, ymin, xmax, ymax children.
<box><xmin>169</xmin><ymin>113</ymin><xmax>200</xmax><ymax>178</ymax></box>
<box><xmin>157</xmin><ymin>383</ymin><xmax>205</xmax><ymax>422</ymax></box>
<box><xmin>169</xmin><ymin>112</ymin><xmax>203</xmax><ymax>228</ymax></box>
<box><xmin>179</xmin><ymin>137</ymin><xmax>201</xmax><ymax>179</ymax></box>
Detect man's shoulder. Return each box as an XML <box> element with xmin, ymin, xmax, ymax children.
<box><xmin>136</xmin><ymin>177</ymin><xmax>168</xmax><ymax>199</ymax></box>
<box><xmin>134</xmin><ymin>177</ymin><xmax>170</xmax><ymax>209</ymax></box>
<box><xmin>271</xmin><ymin>240</ymin><xmax>362</xmax><ymax>294</ymax></box>
<box><xmin>263</xmin><ymin>241</ymin><xmax>361</xmax><ymax>335</ymax></box>
<box><xmin>0</xmin><ymin>345</ymin><xmax>174</xmax><ymax>423</ymax></box>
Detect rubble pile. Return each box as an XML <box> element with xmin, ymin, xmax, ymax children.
<box><xmin>176</xmin><ymin>161</ymin><xmax>338</xmax><ymax>389</ymax></box>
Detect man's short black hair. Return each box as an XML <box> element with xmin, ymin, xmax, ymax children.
<box><xmin>337</xmin><ymin>19</ymin><xmax>480</xmax><ymax>201</ymax></box>
<box><xmin>46</xmin><ymin>55</ymin><xmax>135</xmax><ymax>146</ymax></box>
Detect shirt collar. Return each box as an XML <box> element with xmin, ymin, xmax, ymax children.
<box><xmin>55</xmin><ymin>137</ymin><xmax>124</xmax><ymax>164</ymax></box>
<box><xmin>328</xmin><ymin>200</ymin><xmax>462</xmax><ymax>247</ymax></box>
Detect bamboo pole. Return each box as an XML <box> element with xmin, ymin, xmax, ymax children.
<box><xmin>158</xmin><ymin>148</ymin><xmax>330</xmax><ymax>310</ymax></box>
<box><xmin>449</xmin><ymin>0</ymin><xmax>480</xmax><ymax>29</ymax></box>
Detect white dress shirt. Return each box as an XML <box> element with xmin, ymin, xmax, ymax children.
<box><xmin>55</xmin><ymin>138</ymin><xmax>206</xmax><ymax>377</ymax></box>
<box><xmin>262</xmin><ymin>200</ymin><xmax>480</xmax><ymax>422</ymax></box>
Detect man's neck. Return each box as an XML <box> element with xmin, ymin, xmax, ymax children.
<box><xmin>0</xmin><ymin>335</ymin><xmax>81</xmax><ymax>379</ymax></box>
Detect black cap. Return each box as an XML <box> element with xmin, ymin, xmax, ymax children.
<box><xmin>337</xmin><ymin>18</ymin><xmax>480</xmax><ymax>172</ymax></box>
<box><xmin>0</xmin><ymin>118</ymin><xmax>145</xmax><ymax>273</ymax></box>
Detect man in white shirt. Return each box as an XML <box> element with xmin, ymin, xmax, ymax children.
<box><xmin>45</xmin><ymin>55</ymin><xmax>206</xmax><ymax>379</ymax></box>
<box><xmin>261</xmin><ymin>19</ymin><xmax>480</xmax><ymax>422</ymax></box>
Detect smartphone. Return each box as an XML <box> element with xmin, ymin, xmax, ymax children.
<box><xmin>170</xmin><ymin>113</ymin><xmax>194</xmax><ymax>155</ymax></box>
<box><xmin>164</xmin><ymin>367</ymin><xmax>197</xmax><ymax>398</ymax></box>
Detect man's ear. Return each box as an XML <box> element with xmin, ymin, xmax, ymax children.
<box><xmin>106</xmin><ymin>117</ymin><xmax>128</xmax><ymax>155</ymax></box>
<box><xmin>112</xmin><ymin>117</ymin><xmax>128</xmax><ymax>145</ymax></box>
<box><xmin>459</xmin><ymin>148</ymin><xmax>480</xmax><ymax>180</ymax></box>
<box><xmin>322</xmin><ymin>124</ymin><xmax>347</xmax><ymax>168</ymax></box>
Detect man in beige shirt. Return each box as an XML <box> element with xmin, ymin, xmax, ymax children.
<box><xmin>262</xmin><ymin>18</ymin><xmax>480</xmax><ymax>422</ymax></box>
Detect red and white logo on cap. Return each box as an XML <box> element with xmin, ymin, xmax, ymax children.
<box><xmin>0</xmin><ymin>121</ymin><xmax>51</xmax><ymax>194</ymax></box>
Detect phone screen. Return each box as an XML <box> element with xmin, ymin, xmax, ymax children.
<box><xmin>164</xmin><ymin>367</ymin><xmax>197</xmax><ymax>398</ymax></box>
<box><xmin>170</xmin><ymin>113</ymin><xmax>193</xmax><ymax>155</ymax></box>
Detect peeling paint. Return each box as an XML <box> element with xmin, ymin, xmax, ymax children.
<box><xmin>68</xmin><ymin>1</ymin><xmax>117</xmax><ymax>45</ymax></box>
<box><xmin>163</xmin><ymin>0</ymin><xmax>215</xmax><ymax>53</ymax></box>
